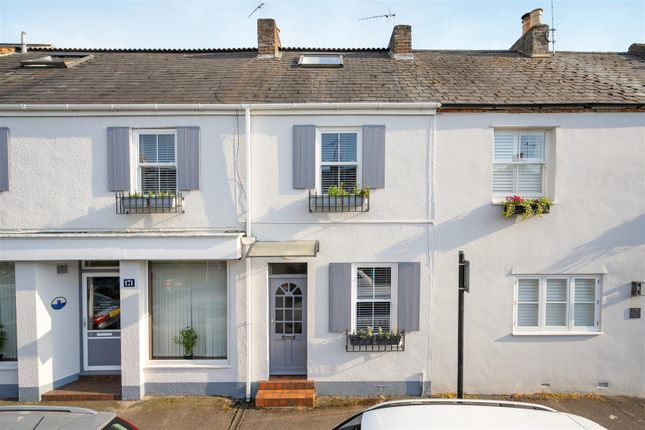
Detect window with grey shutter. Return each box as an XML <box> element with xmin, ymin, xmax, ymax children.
<box><xmin>136</xmin><ymin>131</ymin><xmax>177</xmax><ymax>193</ymax></box>
<box><xmin>0</xmin><ymin>128</ymin><xmax>8</xmax><ymax>192</ymax></box>
<box><xmin>362</xmin><ymin>125</ymin><xmax>385</xmax><ymax>189</ymax></box>
<box><xmin>356</xmin><ymin>266</ymin><xmax>393</xmax><ymax>331</ymax></box>
<box><xmin>329</xmin><ymin>263</ymin><xmax>351</xmax><ymax>333</ymax></box>
<box><xmin>177</xmin><ymin>126</ymin><xmax>200</xmax><ymax>190</ymax></box>
<box><xmin>107</xmin><ymin>127</ymin><xmax>131</xmax><ymax>191</ymax></box>
<box><xmin>293</xmin><ymin>125</ymin><xmax>316</xmax><ymax>189</ymax></box>
<box><xmin>397</xmin><ymin>262</ymin><xmax>420</xmax><ymax>331</ymax></box>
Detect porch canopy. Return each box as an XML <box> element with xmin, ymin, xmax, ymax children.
<box><xmin>246</xmin><ymin>240</ymin><xmax>319</xmax><ymax>258</ymax></box>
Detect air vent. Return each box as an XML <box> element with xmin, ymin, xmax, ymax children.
<box><xmin>56</xmin><ymin>264</ymin><xmax>68</xmax><ymax>274</ymax></box>
<box><xmin>298</xmin><ymin>54</ymin><xmax>343</xmax><ymax>68</ymax></box>
<box><xmin>21</xmin><ymin>52</ymin><xmax>94</xmax><ymax>68</ymax></box>
<box><xmin>597</xmin><ymin>382</ymin><xmax>609</xmax><ymax>389</ymax></box>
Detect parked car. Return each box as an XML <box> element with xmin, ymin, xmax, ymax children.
<box><xmin>332</xmin><ymin>399</ymin><xmax>607</xmax><ymax>430</ymax></box>
<box><xmin>0</xmin><ymin>406</ymin><xmax>138</xmax><ymax>430</ymax></box>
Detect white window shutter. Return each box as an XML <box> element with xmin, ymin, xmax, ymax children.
<box><xmin>545</xmin><ymin>279</ymin><xmax>567</xmax><ymax>326</ymax></box>
<box><xmin>517</xmin><ymin>279</ymin><xmax>539</xmax><ymax>327</ymax></box>
<box><xmin>573</xmin><ymin>279</ymin><xmax>596</xmax><ymax>327</ymax></box>
<box><xmin>494</xmin><ymin>132</ymin><xmax>516</xmax><ymax>161</ymax></box>
<box><xmin>517</xmin><ymin>164</ymin><xmax>543</xmax><ymax>194</ymax></box>
<box><xmin>493</xmin><ymin>164</ymin><xmax>514</xmax><ymax>194</ymax></box>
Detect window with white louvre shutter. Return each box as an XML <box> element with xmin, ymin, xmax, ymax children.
<box><xmin>493</xmin><ymin>130</ymin><xmax>546</xmax><ymax>198</ymax></box>
<box><xmin>134</xmin><ymin>130</ymin><xmax>177</xmax><ymax>193</ymax></box>
<box><xmin>545</xmin><ymin>278</ymin><xmax>568</xmax><ymax>327</ymax></box>
<box><xmin>516</xmin><ymin>279</ymin><xmax>539</xmax><ymax>327</ymax></box>
<box><xmin>352</xmin><ymin>264</ymin><xmax>398</xmax><ymax>332</ymax></box>
<box><xmin>514</xmin><ymin>275</ymin><xmax>600</xmax><ymax>334</ymax></box>
<box><xmin>573</xmin><ymin>278</ymin><xmax>597</xmax><ymax>327</ymax></box>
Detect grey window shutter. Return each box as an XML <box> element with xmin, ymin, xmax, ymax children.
<box><xmin>397</xmin><ymin>262</ymin><xmax>421</xmax><ymax>332</ymax></box>
<box><xmin>0</xmin><ymin>128</ymin><xmax>8</xmax><ymax>191</ymax></box>
<box><xmin>362</xmin><ymin>125</ymin><xmax>386</xmax><ymax>189</ymax></box>
<box><xmin>293</xmin><ymin>125</ymin><xmax>315</xmax><ymax>189</ymax></box>
<box><xmin>107</xmin><ymin>127</ymin><xmax>130</xmax><ymax>191</ymax></box>
<box><xmin>329</xmin><ymin>263</ymin><xmax>352</xmax><ymax>333</ymax></box>
<box><xmin>177</xmin><ymin>126</ymin><xmax>200</xmax><ymax>190</ymax></box>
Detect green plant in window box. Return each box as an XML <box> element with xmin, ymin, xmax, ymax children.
<box><xmin>122</xmin><ymin>192</ymin><xmax>148</xmax><ymax>210</ymax></box>
<box><xmin>352</xmin><ymin>186</ymin><xmax>370</xmax><ymax>199</ymax></box>
<box><xmin>173</xmin><ymin>326</ymin><xmax>198</xmax><ymax>359</ymax></box>
<box><xmin>0</xmin><ymin>323</ymin><xmax>6</xmax><ymax>360</ymax></box>
<box><xmin>503</xmin><ymin>195</ymin><xmax>552</xmax><ymax>219</ymax></box>
<box><xmin>317</xmin><ymin>183</ymin><xmax>369</xmax><ymax>212</ymax></box>
<box><xmin>149</xmin><ymin>190</ymin><xmax>177</xmax><ymax>209</ymax></box>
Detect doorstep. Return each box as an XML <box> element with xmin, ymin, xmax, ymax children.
<box><xmin>41</xmin><ymin>375</ymin><xmax>121</xmax><ymax>401</ymax></box>
<box><xmin>256</xmin><ymin>376</ymin><xmax>315</xmax><ymax>408</ymax></box>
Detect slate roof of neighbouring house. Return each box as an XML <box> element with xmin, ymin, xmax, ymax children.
<box><xmin>0</xmin><ymin>47</ymin><xmax>643</xmax><ymax>108</ymax></box>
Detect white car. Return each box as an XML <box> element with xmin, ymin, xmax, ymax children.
<box><xmin>333</xmin><ymin>399</ymin><xmax>607</xmax><ymax>430</ymax></box>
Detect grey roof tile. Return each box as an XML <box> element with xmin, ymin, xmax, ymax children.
<box><xmin>0</xmin><ymin>49</ymin><xmax>643</xmax><ymax>106</ymax></box>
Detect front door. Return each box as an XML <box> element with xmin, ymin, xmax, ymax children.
<box><xmin>270</xmin><ymin>277</ymin><xmax>307</xmax><ymax>375</ymax></box>
<box><xmin>82</xmin><ymin>274</ymin><xmax>121</xmax><ymax>371</ymax></box>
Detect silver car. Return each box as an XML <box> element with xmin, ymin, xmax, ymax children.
<box><xmin>0</xmin><ymin>406</ymin><xmax>138</xmax><ymax>430</ymax></box>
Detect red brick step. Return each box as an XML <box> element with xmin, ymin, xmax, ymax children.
<box><xmin>255</xmin><ymin>388</ymin><xmax>315</xmax><ymax>408</ymax></box>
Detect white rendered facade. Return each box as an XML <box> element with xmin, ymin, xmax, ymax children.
<box><xmin>0</xmin><ymin>107</ymin><xmax>643</xmax><ymax>401</ymax></box>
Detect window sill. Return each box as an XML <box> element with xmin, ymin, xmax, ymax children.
<box><xmin>144</xmin><ymin>359</ymin><xmax>230</xmax><ymax>370</ymax></box>
<box><xmin>512</xmin><ymin>331</ymin><xmax>602</xmax><ymax>336</ymax></box>
<box><xmin>0</xmin><ymin>361</ymin><xmax>18</xmax><ymax>370</ymax></box>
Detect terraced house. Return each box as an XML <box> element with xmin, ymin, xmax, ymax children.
<box><xmin>0</xmin><ymin>9</ymin><xmax>643</xmax><ymax>406</ymax></box>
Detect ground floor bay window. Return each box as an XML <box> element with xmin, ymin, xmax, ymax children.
<box><xmin>0</xmin><ymin>263</ymin><xmax>17</xmax><ymax>361</ymax></box>
<box><xmin>150</xmin><ymin>261</ymin><xmax>227</xmax><ymax>359</ymax></box>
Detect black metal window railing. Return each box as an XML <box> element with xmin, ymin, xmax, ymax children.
<box><xmin>345</xmin><ymin>331</ymin><xmax>405</xmax><ymax>352</ymax></box>
<box><xmin>115</xmin><ymin>192</ymin><xmax>184</xmax><ymax>214</ymax></box>
<box><xmin>309</xmin><ymin>190</ymin><xmax>369</xmax><ymax>213</ymax></box>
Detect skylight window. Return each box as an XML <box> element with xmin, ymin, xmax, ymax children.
<box><xmin>21</xmin><ymin>52</ymin><xmax>94</xmax><ymax>68</ymax></box>
<box><xmin>298</xmin><ymin>54</ymin><xmax>343</xmax><ymax>68</ymax></box>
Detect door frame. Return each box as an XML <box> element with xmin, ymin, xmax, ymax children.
<box><xmin>268</xmin><ymin>274</ymin><xmax>307</xmax><ymax>376</ymax></box>
<box><xmin>81</xmin><ymin>272</ymin><xmax>122</xmax><ymax>372</ymax></box>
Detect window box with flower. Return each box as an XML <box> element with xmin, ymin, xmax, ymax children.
<box><xmin>503</xmin><ymin>195</ymin><xmax>552</xmax><ymax>219</ymax></box>
<box><xmin>309</xmin><ymin>185</ymin><xmax>370</xmax><ymax>212</ymax></box>
<box><xmin>346</xmin><ymin>326</ymin><xmax>405</xmax><ymax>352</ymax></box>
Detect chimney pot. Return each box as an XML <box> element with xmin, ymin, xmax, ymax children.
<box><xmin>529</xmin><ymin>8</ymin><xmax>543</xmax><ymax>28</ymax></box>
<box><xmin>521</xmin><ymin>13</ymin><xmax>531</xmax><ymax>35</ymax></box>
<box><xmin>257</xmin><ymin>18</ymin><xmax>281</xmax><ymax>59</ymax></box>
<box><xmin>20</xmin><ymin>31</ymin><xmax>27</xmax><ymax>54</ymax></box>
<box><xmin>388</xmin><ymin>25</ymin><xmax>413</xmax><ymax>60</ymax></box>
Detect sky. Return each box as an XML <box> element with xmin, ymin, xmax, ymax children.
<box><xmin>0</xmin><ymin>0</ymin><xmax>643</xmax><ymax>51</ymax></box>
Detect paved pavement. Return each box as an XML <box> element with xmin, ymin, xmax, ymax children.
<box><xmin>1</xmin><ymin>395</ymin><xmax>643</xmax><ymax>429</ymax></box>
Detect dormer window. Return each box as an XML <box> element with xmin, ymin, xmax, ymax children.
<box><xmin>20</xmin><ymin>52</ymin><xmax>93</xmax><ymax>68</ymax></box>
<box><xmin>298</xmin><ymin>54</ymin><xmax>343</xmax><ymax>68</ymax></box>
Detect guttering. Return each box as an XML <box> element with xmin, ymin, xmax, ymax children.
<box><xmin>440</xmin><ymin>102</ymin><xmax>645</xmax><ymax>111</ymax></box>
<box><xmin>0</xmin><ymin>102</ymin><xmax>441</xmax><ymax>113</ymax></box>
<box><xmin>244</xmin><ymin>107</ymin><xmax>253</xmax><ymax>402</ymax></box>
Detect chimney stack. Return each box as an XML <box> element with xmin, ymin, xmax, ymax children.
<box><xmin>257</xmin><ymin>18</ymin><xmax>281</xmax><ymax>59</ymax></box>
<box><xmin>388</xmin><ymin>25</ymin><xmax>413</xmax><ymax>60</ymax></box>
<box><xmin>20</xmin><ymin>31</ymin><xmax>27</xmax><ymax>54</ymax></box>
<box><xmin>510</xmin><ymin>8</ymin><xmax>549</xmax><ymax>57</ymax></box>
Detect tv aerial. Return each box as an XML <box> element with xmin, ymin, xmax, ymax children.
<box><xmin>359</xmin><ymin>7</ymin><xmax>396</xmax><ymax>23</ymax></box>
<box><xmin>248</xmin><ymin>2</ymin><xmax>265</xmax><ymax>18</ymax></box>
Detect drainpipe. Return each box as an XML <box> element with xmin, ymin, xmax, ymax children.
<box><xmin>244</xmin><ymin>106</ymin><xmax>253</xmax><ymax>402</ymax></box>
<box><xmin>20</xmin><ymin>32</ymin><xmax>27</xmax><ymax>54</ymax></box>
